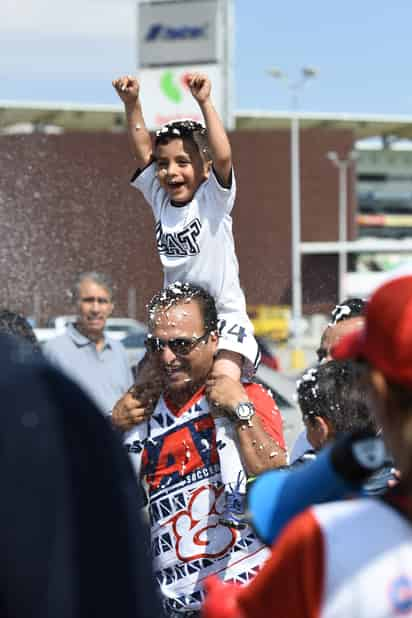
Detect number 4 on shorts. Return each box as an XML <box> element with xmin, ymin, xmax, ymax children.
<box><xmin>228</xmin><ymin>324</ymin><xmax>247</xmax><ymax>343</ymax></box>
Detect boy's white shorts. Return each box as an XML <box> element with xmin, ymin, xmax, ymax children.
<box><xmin>217</xmin><ymin>318</ymin><xmax>260</xmax><ymax>379</ymax></box>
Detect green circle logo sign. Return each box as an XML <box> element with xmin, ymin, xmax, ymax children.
<box><xmin>160</xmin><ymin>70</ymin><xmax>182</xmax><ymax>103</ymax></box>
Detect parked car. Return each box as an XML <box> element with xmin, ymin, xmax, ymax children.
<box><xmin>120</xmin><ymin>330</ymin><xmax>148</xmax><ymax>369</ymax></box>
<box><xmin>35</xmin><ymin>316</ymin><xmax>147</xmax><ymax>343</ymax></box>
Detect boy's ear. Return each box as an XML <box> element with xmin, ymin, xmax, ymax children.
<box><xmin>203</xmin><ymin>160</ymin><xmax>212</xmax><ymax>178</ymax></box>
<box><xmin>309</xmin><ymin>416</ymin><xmax>331</xmax><ymax>449</ymax></box>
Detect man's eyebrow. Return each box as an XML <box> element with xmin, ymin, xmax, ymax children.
<box><xmin>81</xmin><ymin>296</ymin><xmax>109</xmax><ymax>302</ymax></box>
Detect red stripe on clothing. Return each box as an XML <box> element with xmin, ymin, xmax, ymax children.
<box><xmin>244</xmin><ymin>382</ymin><xmax>286</xmax><ymax>450</ymax></box>
<box><xmin>237</xmin><ymin>509</ymin><xmax>324</xmax><ymax>618</ymax></box>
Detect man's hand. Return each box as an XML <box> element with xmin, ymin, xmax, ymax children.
<box><xmin>188</xmin><ymin>73</ymin><xmax>211</xmax><ymax>105</ymax></box>
<box><xmin>205</xmin><ymin>373</ymin><xmax>249</xmax><ymax>417</ymax></box>
<box><xmin>112</xmin><ymin>75</ymin><xmax>140</xmax><ymax>107</ymax></box>
<box><xmin>111</xmin><ymin>385</ymin><xmax>155</xmax><ymax>432</ymax></box>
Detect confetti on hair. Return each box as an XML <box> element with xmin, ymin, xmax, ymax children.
<box><xmin>155</xmin><ymin>119</ymin><xmax>207</xmax><ymax>140</ymax></box>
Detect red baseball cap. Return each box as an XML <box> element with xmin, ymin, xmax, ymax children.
<box><xmin>333</xmin><ymin>275</ymin><xmax>412</xmax><ymax>387</ymax></box>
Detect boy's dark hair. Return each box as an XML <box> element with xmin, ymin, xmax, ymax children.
<box><xmin>330</xmin><ymin>298</ymin><xmax>366</xmax><ymax>326</ymax></box>
<box><xmin>297</xmin><ymin>360</ymin><xmax>378</xmax><ymax>435</ymax></box>
<box><xmin>154</xmin><ymin>120</ymin><xmax>211</xmax><ymax>162</ymax></box>
<box><xmin>0</xmin><ymin>309</ymin><xmax>38</xmax><ymax>347</ymax></box>
<box><xmin>147</xmin><ymin>281</ymin><xmax>218</xmax><ymax>334</ymax></box>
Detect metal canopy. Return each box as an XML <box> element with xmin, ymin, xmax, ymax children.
<box><xmin>3</xmin><ymin>101</ymin><xmax>412</xmax><ymax>139</ymax></box>
<box><xmin>0</xmin><ymin>101</ymin><xmax>125</xmax><ymax>132</ymax></box>
<box><xmin>235</xmin><ymin>110</ymin><xmax>412</xmax><ymax>141</ymax></box>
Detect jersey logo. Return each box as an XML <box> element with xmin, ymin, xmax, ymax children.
<box><xmin>142</xmin><ymin>415</ymin><xmax>219</xmax><ymax>493</ymax></box>
<box><xmin>156</xmin><ymin>218</ymin><xmax>201</xmax><ymax>256</ymax></box>
<box><xmin>389</xmin><ymin>575</ymin><xmax>412</xmax><ymax>614</ymax></box>
<box><xmin>166</xmin><ymin>484</ymin><xmax>236</xmax><ymax>562</ymax></box>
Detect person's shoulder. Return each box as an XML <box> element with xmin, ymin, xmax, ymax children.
<box><xmin>312</xmin><ymin>496</ymin><xmax>384</xmax><ymax>531</ymax></box>
<box><xmin>106</xmin><ymin>336</ymin><xmax>127</xmax><ymax>352</ymax></box>
<box><xmin>197</xmin><ymin>168</ymin><xmax>236</xmax><ymax>203</ymax></box>
<box><xmin>43</xmin><ymin>331</ymin><xmax>71</xmax><ymax>351</ymax></box>
<box><xmin>130</xmin><ymin>159</ymin><xmax>156</xmax><ymax>185</ymax></box>
<box><xmin>244</xmin><ymin>381</ymin><xmax>277</xmax><ymax>407</ymax></box>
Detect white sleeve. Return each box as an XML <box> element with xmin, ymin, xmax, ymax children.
<box><xmin>200</xmin><ymin>167</ymin><xmax>236</xmax><ymax>219</ymax></box>
<box><xmin>130</xmin><ymin>162</ymin><xmax>165</xmax><ymax>218</ymax></box>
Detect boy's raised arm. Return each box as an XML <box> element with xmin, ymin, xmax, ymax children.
<box><xmin>189</xmin><ymin>73</ymin><xmax>232</xmax><ymax>187</ymax></box>
<box><xmin>112</xmin><ymin>75</ymin><xmax>153</xmax><ymax>169</ymax></box>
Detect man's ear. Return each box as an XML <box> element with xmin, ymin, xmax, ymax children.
<box><xmin>315</xmin><ymin>416</ymin><xmax>331</xmax><ymax>446</ymax></box>
<box><xmin>108</xmin><ymin>302</ymin><xmax>114</xmax><ymax>318</ymax></box>
<box><xmin>368</xmin><ymin>368</ymin><xmax>390</xmax><ymax>432</ymax></box>
<box><xmin>370</xmin><ymin>368</ymin><xmax>388</xmax><ymax>400</ymax></box>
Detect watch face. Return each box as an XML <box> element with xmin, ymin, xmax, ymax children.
<box><xmin>236</xmin><ymin>403</ymin><xmax>255</xmax><ymax>421</ymax></box>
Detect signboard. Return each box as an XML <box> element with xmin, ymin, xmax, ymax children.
<box><xmin>138</xmin><ymin>0</ymin><xmax>220</xmax><ymax>67</ymax></box>
<box><xmin>139</xmin><ymin>65</ymin><xmax>222</xmax><ymax>130</ymax></box>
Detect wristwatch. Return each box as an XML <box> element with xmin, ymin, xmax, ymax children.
<box><xmin>233</xmin><ymin>401</ymin><xmax>255</xmax><ymax>422</ymax></box>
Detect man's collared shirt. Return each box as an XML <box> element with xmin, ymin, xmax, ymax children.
<box><xmin>44</xmin><ymin>323</ymin><xmax>133</xmax><ymax>413</ymax></box>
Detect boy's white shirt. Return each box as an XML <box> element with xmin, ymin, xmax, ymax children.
<box><xmin>131</xmin><ymin>163</ymin><xmax>253</xmax><ymax>331</ymax></box>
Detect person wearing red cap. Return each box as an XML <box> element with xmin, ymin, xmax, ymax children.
<box><xmin>202</xmin><ymin>275</ymin><xmax>412</xmax><ymax>618</ymax></box>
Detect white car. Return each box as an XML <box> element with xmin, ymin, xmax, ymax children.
<box><xmin>35</xmin><ymin>316</ymin><xmax>146</xmax><ymax>343</ymax></box>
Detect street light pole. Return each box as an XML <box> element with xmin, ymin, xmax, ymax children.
<box><xmin>267</xmin><ymin>67</ymin><xmax>318</xmax><ymax>369</ymax></box>
<box><xmin>290</xmin><ymin>114</ymin><xmax>302</xmax><ymax>364</ymax></box>
<box><xmin>327</xmin><ymin>151</ymin><xmax>358</xmax><ymax>303</ymax></box>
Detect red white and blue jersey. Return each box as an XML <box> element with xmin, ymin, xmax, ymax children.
<box><xmin>125</xmin><ymin>383</ymin><xmax>285</xmax><ymax>614</ymax></box>
<box><xmin>238</xmin><ymin>496</ymin><xmax>412</xmax><ymax>618</ymax></box>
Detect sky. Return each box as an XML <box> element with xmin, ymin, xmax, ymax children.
<box><xmin>2</xmin><ymin>0</ymin><xmax>412</xmax><ymax>116</ymax></box>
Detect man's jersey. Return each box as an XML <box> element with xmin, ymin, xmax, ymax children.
<box><xmin>131</xmin><ymin>163</ymin><xmax>252</xmax><ymax>330</ymax></box>
<box><xmin>238</xmin><ymin>497</ymin><xmax>412</xmax><ymax>618</ymax></box>
<box><xmin>125</xmin><ymin>383</ymin><xmax>285</xmax><ymax>614</ymax></box>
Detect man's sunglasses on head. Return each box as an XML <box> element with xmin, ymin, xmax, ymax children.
<box><xmin>145</xmin><ymin>331</ymin><xmax>211</xmax><ymax>356</ymax></box>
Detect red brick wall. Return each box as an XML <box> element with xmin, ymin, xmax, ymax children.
<box><xmin>0</xmin><ymin>128</ymin><xmax>355</xmax><ymax>323</ymax></box>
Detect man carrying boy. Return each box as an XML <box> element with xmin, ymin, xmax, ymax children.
<box><xmin>113</xmin><ymin>72</ymin><xmax>260</xmax><ymax>526</ymax></box>
<box><xmin>120</xmin><ymin>282</ymin><xmax>286</xmax><ymax>616</ymax></box>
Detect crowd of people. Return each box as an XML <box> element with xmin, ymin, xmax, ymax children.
<box><xmin>3</xmin><ymin>71</ymin><xmax>412</xmax><ymax>617</ymax></box>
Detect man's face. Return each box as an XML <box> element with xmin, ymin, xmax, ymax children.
<box><xmin>76</xmin><ymin>279</ymin><xmax>113</xmax><ymax>339</ymax></box>
<box><xmin>317</xmin><ymin>317</ymin><xmax>365</xmax><ymax>363</ymax></box>
<box><xmin>149</xmin><ymin>300</ymin><xmax>218</xmax><ymax>396</ymax></box>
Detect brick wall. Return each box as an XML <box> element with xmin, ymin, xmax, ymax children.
<box><xmin>0</xmin><ymin>128</ymin><xmax>355</xmax><ymax>323</ymax></box>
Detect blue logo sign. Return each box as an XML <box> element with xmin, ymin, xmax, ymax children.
<box><xmin>145</xmin><ymin>23</ymin><xmax>208</xmax><ymax>42</ymax></box>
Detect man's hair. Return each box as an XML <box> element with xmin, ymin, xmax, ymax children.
<box><xmin>154</xmin><ymin>120</ymin><xmax>211</xmax><ymax>163</ymax></box>
<box><xmin>0</xmin><ymin>309</ymin><xmax>38</xmax><ymax>347</ymax></box>
<box><xmin>72</xmin><ymin>272</ymin><xmax>114</xmax><ymax>302</ymax></box>
<box><xmin>147</xmin><ymin>282</ymin><xmax>218</xmax><ymax>333</ymax></box>
<box><xmin>329</xmin><ymin>298</ymin><xmax>366</xmax><ymax>326</ymax></box>
<box><xmin>297</xmin><ymin>360</ymin><xmax>378</xmax><ymax>435</ymax></box>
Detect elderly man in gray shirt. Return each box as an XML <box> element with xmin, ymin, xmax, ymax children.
<box><xmin>44</xmin><ymin>272</ymin><xmax>133</xmax><ymax>414</ymax></box>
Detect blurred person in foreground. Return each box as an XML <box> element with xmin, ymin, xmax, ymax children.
<box><xmin>0</xmin><ymin>333</ymin><xmax>162</xmax><ymax>617</ymax></box>
<box><xmin>114</xmin><ymin>282</ymin><xmax>286</xmax><ymax>617</ymax></box>
<box><xmin>0</xmin><ymin>308</ymin><xmax>39</xmax><ymax>348</ymax></box>
<box><xmin>202</xmin><ymin>275</ymin><xmax>412</xmax><ymax>618</ymax></box>
<box><xmin>44</xmin><ymin>271</ymin><xmax>133</xmax><ymax>414</ymax></box>
<box><xmin>291</xmin><ymin>297</ymin><xmax>366</xmax><ymax>462</ymax></box>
